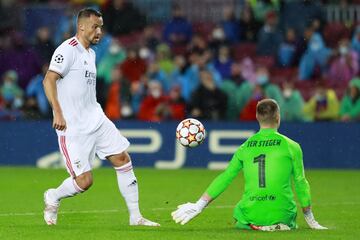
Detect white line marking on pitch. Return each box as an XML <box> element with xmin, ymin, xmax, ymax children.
<box><xmin>0</xmin><ymin>202</ymin><xmax>358</xmax><ymax>217</ymax></box>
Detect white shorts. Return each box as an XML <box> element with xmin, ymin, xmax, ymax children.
<box><xmin>57</xmin><ymin>118</ymin><xmax>130</xmax><ymax>177</ymax></box>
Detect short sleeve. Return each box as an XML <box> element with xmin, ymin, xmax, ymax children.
<box><xmin>49</xmin><ymin>44</ymin><xmax>74</xmax><ymax>77</ymax></box>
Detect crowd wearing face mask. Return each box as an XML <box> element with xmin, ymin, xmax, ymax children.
<box><xmin>1</xmin><ymin>0</ymin><xmax>360</xmax><ymax>122</ymax></box>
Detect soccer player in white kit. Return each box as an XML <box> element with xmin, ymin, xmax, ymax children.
<box><xmin>42</xmin><ymin>8</ymin><xmax>159</xmax><ymax>227</ymax></box>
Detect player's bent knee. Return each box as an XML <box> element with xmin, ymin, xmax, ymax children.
<box><xmin>107</xmin><ymin>151</ymin><xmax>131</xmax><ymax>167</ymax></box>
<box><xmin>75</xmin><ymin>172</ymin><xmax>93</xmax><ymax>190</ymax></box>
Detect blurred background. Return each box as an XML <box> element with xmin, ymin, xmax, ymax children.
<box><xmin>0</xmin><ymin>0</ymin><xmax>360</xmax><ymax>169</ymax></box>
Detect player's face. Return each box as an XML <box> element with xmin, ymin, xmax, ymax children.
<box><xmin>83</xmin><ymin>15</ymin><xmax>103</xmax><ymax>45</ymax></box>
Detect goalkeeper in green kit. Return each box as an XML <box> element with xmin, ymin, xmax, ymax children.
<box><xmin>172</xmin><ymin>99</ymin><xmax>327</xmax><ymax>231</ymax></box>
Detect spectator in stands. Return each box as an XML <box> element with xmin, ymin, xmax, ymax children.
<box><xmin>248</xmin><ymin>0</ymin><xmax>280</xmax><ymax>22</ymax></box>
<box><xmin>220</xmin><ymin>60</ymin><xmax>255</xmax><ymax>120</ymax></box>
<box><xmin>351</xmin><ymin>26</ymin><xmax>360</xmax><ymax>65</ymax></box>
<box><xmin>156</xmin><ymin>44</ymin><xmax>175</xmax><ymax>76</ymax></box>
<box><xmin>181</xmin><ymin>52</ymin><xmax>222</xmax><ymax>101</ymax></box>
<box><xmin>239</xmin><ymin>57</ymin><xmax>257</xmax><ymax>84</ymax></box>
<box><xmin>149</xmin><ymin>85</ymin><xmax>186</xmax><ymax>121</ymax></box>
<box><xmin>189</xmin><ymin>70</ymin><xmax>227</xmax><ymax>120</ymax></box>
<box><xmin>98</xmin><ymin>39</ymin><xmax>126</xmax><ymax>85</ymax></box>
<box><xmin>146</xmin><ymin>62</ymin><xmax>170</xmax><ymax>93</ymax></box>
<box><xmin>102</xmin><ymin>0</ymin><xmax>146</xmax><ymax>36</ymax></box>
<box><xmin>32</xmin><ymin>26</ymin><xmax>55</xmax><ymax>63</ymax></box>
<box><xmin>138</xmin><ymin>80</ymin><xmax>168</xmax><ymax>122</ymax></box>
<box><xmin>120</xmin><ymin>47</ymin><xmax>147</xmax><ymax>84</ymax></box>
<box><xmin>165</xmin><ymin>85</ymin><xmax>186</xmax><ymax>120</ymax></box>
<box><xmin>254</xmin><ymin>66</ymin><xmax>283</xmax><ymax>108</ymax></box>
<box><xmin>0</xmin><ymin>70</ymin><xmax>23</xmax><ymax>111</ymax></box>
<box><xmin>239</xmin><ymin>84</ymin><xmax>264</xmax><ymax>121</ymax></box>
<box><xmin>280</xmin><ymin>0</ymin><xmax>324</xmax><ymax>36</ymax></box>
<box><xmin>163</xmin><ymin>4</ymin><xmax>192</xmax><ymax>47</ymax></box>
<box><xmin>170</xmin><ymin>55</ymin><xmax>190</xmax><ymax>92</ymax></box>
<box><xmin>299</xmin><ymin>33</ymin><xmax>331</xmax><ymax>80</ymax></box>
<box><xmin>329</xmin><ymin>38</ymin><xmax>359</xmax><ymax>84</ymax></box>
<box><xmin>0</xmin><ymin>32</ymin><xmax>42</xmax><ymax>89</ymax></box>
<box><xmin>340</xmin><ymin>77</ymin><xmax>360</xmax><ymax>121</ymax></box>
<box><xmin>105</xmin><ymin>68</ymin><xmax>132</xmax><ymax>120</ymax></box>
<box><xmin>256</xmin><ymin>11</ymin><xmax>282</xmax><ymax>57</ymax></box>
<box><xmin>220</xmin><ymin>6</ymin><xmax>240</xmax><ymax>44</ymax></box>
<box><xmin>303</xmin><ymin>81</ymin><xmax>339</xmax><ymax>121</ymax></box>
<box><xmin>143</xmin><ymin>25</ymin><xmax>160</xmax><ymax>52</ymax></box>
<box><xmin>53</xmin><ymin>4</ymin><xmax>78</xmax><ymax>45</ymax></box>
<box><xmin>0</xmin><ymin>0</ymin><xmax>22</xmax><ymax>31</ymax></box>
<box><xmin>277</xmin><ymin>28</ymin><xmax>302</xmax><ymax>67</ymax></box>
<box><xmin>208</xmin><ymin>26</ymin><xmax>230</xmax><ymax>54</ymax></box>
<box><xmin>188</xmin><ymin>34</ymin><xmax>208</xmax><ymax>55</ymax></box>
<box><xmin>239</xmin><ymin>6</ymin><xmax>261</xmax><ymax>42</ymax></box>
<box><xmin>213</xmin><ymin>45</ymin><xmax>234</xmax><ymax>80</ymax></box>
<box><xmin>26</xmin><ymin>63</ymin><xmax>50</xmax><ymax>117</ymax></box>
<box><xmin>281</xmin><ymin>82</ymin><xmax>305</xmax><ymax>121</ymax></box>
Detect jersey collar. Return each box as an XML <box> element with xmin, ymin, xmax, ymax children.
<box><xmin>74</xmin><ymin>36</ymin><xmax>87</xmax><ymax>53</ymax></box>
<box><xmin>259</xmin><ymin>128</ymin><xmax>278</xmax><ymax>134</ymax></box>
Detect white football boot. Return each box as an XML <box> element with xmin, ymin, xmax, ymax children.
<box><xmin>250</xmin><ymin>223</ymin><xmax>291</xmax><ymax>231</ymax></box>
<box><xmin>43</xmin><ymin>189</ymin><xmax>60</xmax><ymax>225</ymax></box>
<box><xmin>130</xmin><ymin>217</ymin><xmax>160</xmax><ymax>227</ymax></box>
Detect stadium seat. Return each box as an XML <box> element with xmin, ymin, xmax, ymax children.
<box><xmin>192</xmin><ymin>22</ymin><xmax>216</xmax><ymax>40</ymax></box>
<box><xmin>233</xmin><ymin>43</ymin><xmax>257</xmax><ymax>61</ymax></box>
<box><xmin>254</xmin><ymin>56</ymin><xmax>275</xmax><ymax>69</ymax></box>
<box><xmin>323</xmin><ymin>22</ymin><xmax>352</xmax><ymax>48</ymax></box>
<box><xmin>270</xmin><ymin>67</ymin><xmax>298</xmax><ymax>85</ymax></box>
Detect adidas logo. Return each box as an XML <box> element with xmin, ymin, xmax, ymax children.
<box><xmin>128</xmin><ymin>180</ymin><xmax>137</xmax><ymax>187</ymax></box>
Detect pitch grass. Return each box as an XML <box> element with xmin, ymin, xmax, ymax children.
<box><xmin>0</xmin><ymin>167</ymin><xmax>359</xmax><ymax>240</ymax></box>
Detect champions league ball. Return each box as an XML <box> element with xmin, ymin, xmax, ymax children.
<box><xmin>176</xmin><ymin>118</ymin><xmax>206</xmax><ymax>148</ymax></box>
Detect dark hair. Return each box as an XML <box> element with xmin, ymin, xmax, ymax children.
<box><xmin>256</xmin><ymin>99</ymin><xmax>280</xmax><ymax>124</ymax></box>
<box><xmin>77</xmin><ymin>8</ymin><xmax>102</xmax><ymax>22</ymax></box>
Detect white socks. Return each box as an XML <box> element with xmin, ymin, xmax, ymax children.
<box><xmin>48</xmin><ymin>177</ymin><xmax>84</xmax><ymax>204</ymax></box>
<box><xmin>114</xmin><ymin>161</ymin><xmax>142</xmax><ymax>221</ymax></box>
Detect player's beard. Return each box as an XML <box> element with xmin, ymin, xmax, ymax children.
<box><xmin>90</xmin><ymin>35</ymin><xmax>101</xmax><ymax>45</ymax></box>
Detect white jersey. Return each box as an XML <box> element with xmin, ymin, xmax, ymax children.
<box><xmin>49</xmin><ymin>37</ymin><xmax>105</xmax><ymax>136</ymax></box>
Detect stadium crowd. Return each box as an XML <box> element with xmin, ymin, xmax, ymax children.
<box><xmin>1</xmin><ymin>0</ymin><xmax>360</xmax><ymax>122</ymax></box>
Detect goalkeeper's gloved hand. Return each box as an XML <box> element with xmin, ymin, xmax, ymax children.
<box><xmin>171</xmin><ymin>199</ymin><xmax>208</xmax><ymax>225</ymax></box>
<box><xmin>304</xmin><ymin>209</ymin><xmax>328</xmax><ymax>230</ymax></box>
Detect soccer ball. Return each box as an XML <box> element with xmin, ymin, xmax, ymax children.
<box><xmin>176</xmin><ymin>118</ymin><xmax>206</xmax><ymax>148</ymax></box>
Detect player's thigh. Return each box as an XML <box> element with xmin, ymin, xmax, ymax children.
<box><xmin>95</xmin><ymin>118</ymin><xmax>130</xmax><ymax>160</ymax></box>
<box><xmin>58</xmin><ymin>135</ymin><xmax>96</xmax><ymax>178</ymax></box>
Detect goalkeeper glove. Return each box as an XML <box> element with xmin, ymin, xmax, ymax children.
<box><xmin>171</xmin><ymin>199</ymin><xmax>208</xmax><ymax>225</ymax></box>
<box><xmin>304</xmin><ymin>209</ymin><xmax>328</xmax><ymax>230</ymax></box>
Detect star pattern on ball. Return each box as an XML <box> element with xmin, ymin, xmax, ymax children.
<box><xmin>54</xmin><ymin>54</ymin><xmax>64</xmax><ymax>63</ymax></box>
<box><xmin>183</xmin><ymin>120</ymin><xmax>191</xmax><ymax>128</ymax></box>
<box><xmin>188</xmin><ymin>133</ymin><xmax>196</xmax><ymax>142</ymax></box>
<box><xmin>199</xmin><ymin>125</ymin><xmax>205</xmax><ymax>132</ymax></box>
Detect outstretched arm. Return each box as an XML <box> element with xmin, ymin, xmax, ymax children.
<box><xmin>171</xmin><ymin>148</ymin><xmax>243</xmax><ymax>225</ymax></box>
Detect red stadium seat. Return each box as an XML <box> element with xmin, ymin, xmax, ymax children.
<box><xmin>192</xmin><ymin>22</ymin><xmax>216</xmax><ymax>40</ymax></box>
<box><xmin>233</xmin><ymin>43</ymin><xmax>257</xmax><ymax>61</ymax></box>
<box><xmin>270</xmin><ymin>67</ymin><xmax>298</xmax><ymax>85</ymax></box>
<box><xmin>254</xmin><ymin>56</ymin><xmax>275</xmax><ymax>69</ymax></box>
<box><xmin>323</xmin><ymin>22</ymin><xmax>352</xmax><ymax>48</ymax></box>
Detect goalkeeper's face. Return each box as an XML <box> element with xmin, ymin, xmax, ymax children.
<box><xmin>81</xmin><ymin>15</ymin><xmax>103</xmax><ymax>45</ymax></box>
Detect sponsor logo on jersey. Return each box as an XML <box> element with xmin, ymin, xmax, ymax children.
<box><xmin>249</xmin><ymin>194</ymin><xmax>276</xmax><ymax>201</ymax></box>
<box><xmin>85</xmin><ymin>70</ymin><xmax>96</xmax><ymax>86</ymax></box>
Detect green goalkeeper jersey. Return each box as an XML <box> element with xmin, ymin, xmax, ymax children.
<box><xmin>205</xmin><ymin>128</ymin><xmax>311</xmax><ymax>228</ymax></box>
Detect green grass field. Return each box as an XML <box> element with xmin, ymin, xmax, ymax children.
<box><xmin>0</xmin><ymin>167</ymin><xmax>359</xmax><ymax>240</ymax></box>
